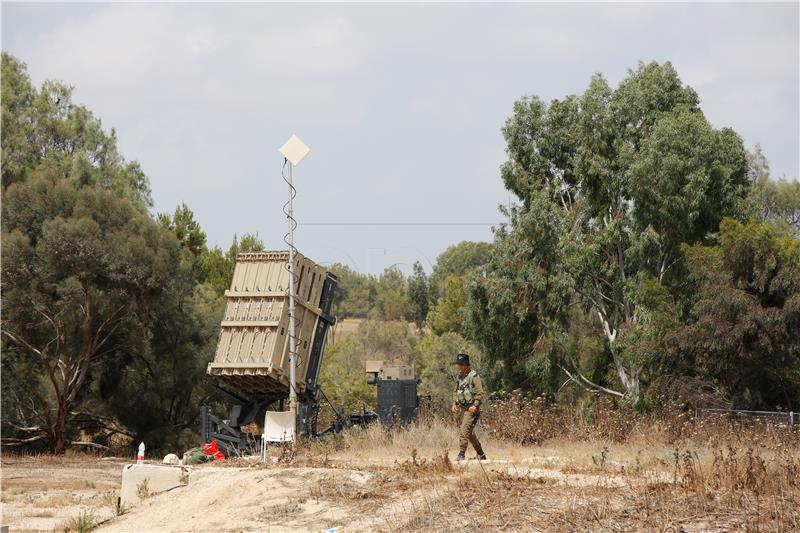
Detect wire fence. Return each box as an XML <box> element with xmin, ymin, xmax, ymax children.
<box><xmin>695</xmin><ymin>408</ymin><xmax>797</xmax><ymax>427</ymax></box>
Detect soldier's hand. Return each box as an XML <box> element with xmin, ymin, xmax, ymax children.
<box><xmin>468</xmin><ymin>405</ymin><xmax>477</xmax><ymax>414</ymax></box>
<box><xmin>451</xmin><ymin>403</ymin><xmax>458</xmax><ymax>413</ymax></box>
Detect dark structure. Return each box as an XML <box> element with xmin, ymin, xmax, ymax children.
<box><xmin>366</xmin><ymin>361</ymin><xmax>419</xmax><ymax>425</ymax></box>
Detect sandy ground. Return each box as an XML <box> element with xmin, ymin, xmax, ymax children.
<box><xmin>99</xmin><ymin>466</ymin><xmax>388</xmax><ymax>532</ymax></box>
<box><xmin>1</xmin><ymin>454</ymin><xmax>124</xmax><ymax>532</ymax></box>
<box><xmin>1</xmin><ymin>451</ymin><xmax>673</xmax><ymax>533</ymax></box>
<box><xmin>2</xmin><ymin>439</ymin><xmax>795</xmax><ymax>532</ymax></box>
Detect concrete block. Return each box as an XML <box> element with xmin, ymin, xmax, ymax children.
<box><xmin>120</xmin><ymin>463</ymin><xmax>189</xmax><ymax>508</ymax></box>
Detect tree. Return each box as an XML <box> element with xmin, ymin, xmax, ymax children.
<box><xmin>1</xmin><ymin>54</ymin><xmax>219</xmax><ymax>454</ymax></box>
<box><xmin>1</xmin><ymin>53</ymin><xmax>151</xmax><ymax>207</ymax></box>
<box><xmin>467</xmin><ymin>61</ymin><xmax>749</xmax><ymax>402</ymax></box>
<box><xmin>106</xmin><ymin>281</ymin><xmax>225</xmax><ymax>451</ymax></box>
<box><xmin>407</xmin><ymin>262</ymin><xmax>431</xmax><ymax>328</ymax></box>
<box><xmin>665</xmin><ymin>219</ymin><xmax>800</xmax><ymax>409</ymax></box>
<box><xmin>374</xmin><ymin>267</ymin><xmax>411</xmax><ymax>321</ymax></box>
<box><xmin>429</xmin><ymin>241</ymin><xmax>492</xmax><ymax>300</ymax></box>
<box><xmin>1</xmin><ymin>175</ymin><xmax>189</xmax><ymax>453</ymax></box>
<box><xmin>747</xmin><ymin>145</ymin><xmax>800</xmax><ymax>235</ymax></box>
<box><xmin>198</xmin><ymin>247</ymin><xmax>232</xmax><ymax>296</ymax></box>
<box><xmin>158</xmin><ymin>203</ymin><xmax>207</xmax><ymax>260</ymax></box>
<box><xmin>228</xmin><ymin>233</ymin><xmax>265</xmax><ymax>257</ymax></box>
<box><xmin>328</xmin><ymin>263</ymin><xmax>376</xmax><ymax>319</ymax></box>
<box><xmin>427</xmin><ymin>242</ymin><xmax>492</xmax><ymax>336</ymax></box>
<box><xmin>465</xmin><ymin>197</ymin><xmax>574</xmax><ymax>390</ymax></box>
<box><xmin>429</xmin><ymin>277</ymin><xmax>468</xmax><ymax>336</ymax></box>
<box><xmin>1</xmin><ymin>54</ymin><xmax>37</xmax><ymax>185</ymax></box>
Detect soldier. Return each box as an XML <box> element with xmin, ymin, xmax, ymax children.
<box><xmin>451</xmin><ymin>353</ymin><xmax>486</xmax><ymax>461</ymax></box>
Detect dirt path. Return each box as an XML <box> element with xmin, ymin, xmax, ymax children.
<box><xmin>97</xmin><ymin>465</ymin><xmax>425</xmax><ymax>533</ymax></box>
<box><xmin>2</xmin><ymin>454</ymin><xmax>627</xmax><ymax>532</ymax></box>
<box><xmin>1</xmin><ymin>455</ymin><xmax>125</xmax><ymax>532</ymax></box>
<box><xmin>2</xmin><ymin>452</ymin><xmax>784</xmax><ymax>532</ymax></box>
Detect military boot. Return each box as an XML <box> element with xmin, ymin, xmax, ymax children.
<box><xmin>478</xmin><ymin>453</ymin><xmax>487</xmax><ymax>461</ymax></box>
<box><xmin>456</xmin><ymin>453</ymin><xmax>466</xmax><ymax>462</ymax></box>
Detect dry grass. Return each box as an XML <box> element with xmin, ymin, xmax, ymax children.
<box><xmin>324</xmin><ymin>400</ymin><xmax>800</xmax><ymax>531</ymax></box>
<box><xmin>3</xmin><ymin>401</ymin><xmax>798</xmax><ymax>531</ymax></box>
<box><xmin>31</xmin><ymin>492</ymin><xmax>80</xmax><ymax>508</ymax></box>
<box><xmin>61</xmin><ymin>510</ymin><xmax>97</xmax><ymax>533</ymax></box>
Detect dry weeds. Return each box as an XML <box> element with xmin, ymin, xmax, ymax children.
<box><xmin>4</xmin><ymin>403</ymin><xmax>798</xmax><ymax>531</ymax></box>
<box><xmin>328</xmin><ymin>400</ymin><xmax>800</xmax><ymax>531</ymax></box>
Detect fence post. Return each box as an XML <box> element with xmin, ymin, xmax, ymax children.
<box><xmin>791</xmin><ymin>411</ymin><xmax>794</xmax><ymax>427</ymax></box>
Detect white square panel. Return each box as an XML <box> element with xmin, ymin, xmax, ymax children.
<box><xmin>279</xmin><ymin>134</ymin><xmax>310</xmax><ymax>166</ymax></box>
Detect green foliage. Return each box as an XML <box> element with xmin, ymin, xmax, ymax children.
<box><xmin>429</xmin><ymin>241</ymin><xmax>492</xmax><ymax>300</ymax></box>
<box><xmin>106</xmin><ymin>281</ymin><xmax>225</xmax><ymax>451</ymax></box>
<box><xmin>327</xmin><ymin>246</ymin><xmax>494</xmax><ymax>327</ymax></box>
<box><xmin>1</xmin><ymin>53</ymin><xmax>37</xmax><ymax>185</ymax></box>
<box><xmin>407</xmin><ymin>262</ymin><xmax>431</xmax><ymax>328</ymax></box>
<box><xmin>747</xmin><ymin>145</ymin><xmax>800</xmax><ymax>235</ymax></box>
<box><xmin>1</xmin><ymin>53</ymin><xmax>151</xmax><ymax>207</ymax></box>
<box><xmin>665</xmin><ymin>219</ymin><xmax>800</xmax><ymax>409</ymax></box>
<box><xmin>428</xmin><ymin>276</ymin><xmax>468</xmax><ymax>336</ymax></box>
<box><xmin>1</xmin><ymin>174</ymin><xmax>192</xmax><ymax>452</ymax></box>
<box><xmin>374</xmin><ymin>267</ymin><xmax>411</xmax><ymax>321</ymax></box>
<box><xmin>229</xmin><ymin>233</ymin><xmax>265</xmax><ymax>256</ymax></box>
<box><xmin>197</xmin><ymin>247</ymin><xmax>231</xmax><ymax>296</ymax></box>
<box><xmin>630</xmin><ymin>110</ymin><xmax>749</xmax><ymax>249</ymax></box>
<box><xmin>158</xmin><ymin>203</ymin><xmax>208</xmax><ymax>260</ymax></box>
<box><xmin>468</xmin><ymin>61</ymin><xmax>750</xmax><ymax>402</ymax></box>
<box><xmin>465</xmin><ymin>192</ymin><xmax>574</xmax><ymax>389</ymax></box>
<box><xmin>0</xmin><ymin>53</ymin><xmax>223</xmax><ymax>453</ymax></box>
<box><xmin>417</xmin><ymin>332</ymin><xmax>482</xmax><ymax>410</ymax></box>
<box><xmin>328</xmin><ymin>264</ymin><xmax>417</xmax><ymax>322</ymax></box>
<box><xmin>427</xmin><ymin>242</ymin><xmax>493</xmax><ymax>336</ymax></box>
<box><xmin>320</xmin><ymin>321</ymin><xmax>418</xmax><ymax>410</ymax></box>
<box><xmin>329</xmin><ymin>263</ymin><xmax>376</xmax><ymax>319</ymax></box>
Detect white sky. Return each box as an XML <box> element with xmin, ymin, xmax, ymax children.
<box><xmin>2</xmin><ymin>3</ymin><xmax>798</xmax><ymax>274</ymax></box>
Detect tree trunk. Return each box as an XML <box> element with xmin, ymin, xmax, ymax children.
<box><xmin>598</xmin><ymin>312</ymin><xmax>641</xmax><ymax>403</ymax></box>
<box><xmin>609</xmin><ymin>340</ymin><xmax>641</xmax><ymax>403</ymax></box>
<box><xmin>50</xmin><ymin>400</ymin><xmax>69</xmax><ymax>454</ymax></box>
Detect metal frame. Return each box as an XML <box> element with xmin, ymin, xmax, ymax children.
<box><xmin>695</xmin><ymin>408</ymin><xmax>797</xmax><ymax>427</ymax></box>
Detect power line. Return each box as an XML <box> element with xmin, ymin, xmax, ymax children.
<box><xmin>299</xmin><ymin>222</ymin><xmax>504</xmax><ymax>227</ymax></box>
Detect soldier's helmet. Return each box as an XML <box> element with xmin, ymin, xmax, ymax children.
<box><xmin>455</xmin><ymin>353</ymin><xmax>470</xmax><ymax>365</ymax></box>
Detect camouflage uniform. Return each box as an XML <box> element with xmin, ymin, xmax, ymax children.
<box><xmin>454</xmin><ymin>369</ymin><xmax>485</xmax><ymax>458</ymax></box>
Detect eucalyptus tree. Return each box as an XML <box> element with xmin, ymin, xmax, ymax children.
<box><xmin>467</xmin><ymin>62</ymin><xmax>749</xmax><ymax>402</ymax></box>
<box><xmin>429</xmin><ymin>241</ymin><xmax>493</xmax><ymax>300</ymax></box>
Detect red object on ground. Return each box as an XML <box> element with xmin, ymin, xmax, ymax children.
<box><xmin>203</xmin><ymin>439</ymin><xmax>225</xmax><ymax>461</ymax></box>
